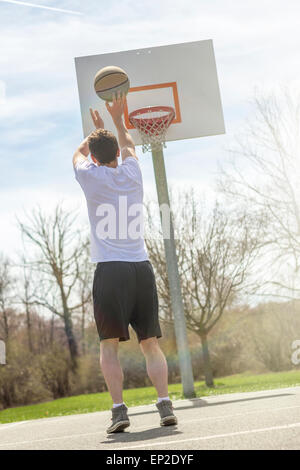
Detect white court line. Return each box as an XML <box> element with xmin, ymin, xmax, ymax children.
<box><xmin>132</xmin><ymin>404</ymin><xmax>300</xmax><ymax>431</ymax></box>
<box><xmin>118</xmin><ymin>422</ymin><xmax>300</xmax><ymax>450</ymax></box>
<box><xmin>0</xmin><ymin>430</ymin><xmax>103</xmax><ymax>447</ymax></box>
<box><xmin>0</xmin><ymin>421</ymin><xmax>26</xmax><ymax>431</ymax></box>
<box><xmin>0</xmin><ymin>404</ymin><xmax>300</xmax><ymax>448</ymax></box>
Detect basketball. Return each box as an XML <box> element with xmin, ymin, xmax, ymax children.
<box><xmin>94</xmin><ymin>66</ymin><xmax>130</xmax><ymax>102</ymax></box>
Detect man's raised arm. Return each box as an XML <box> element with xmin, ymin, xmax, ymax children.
<box><xmin>106</xmin><ymin>95</ymin><xmax>137</xmax><ymax>161</ymax></box>
<box><xmin>72</xmin><ymin>136</ymin><xmax>90</xmax><ymax>168</ymax></box>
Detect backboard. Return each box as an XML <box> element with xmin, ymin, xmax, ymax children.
<box><xmin>75</xmin><ymin>40</ymin><xmax>225</xmax><ymax>146</ymax></box>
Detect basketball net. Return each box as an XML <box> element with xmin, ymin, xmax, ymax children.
<box><xmin>129</xmin><ymin>106</ymin><xmax>175</xmax><ymax>153</ymax></box>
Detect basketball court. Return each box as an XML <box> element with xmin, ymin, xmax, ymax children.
<box><xmin>0</xmin><ymin>387</ymin><xmax>299</xmax><ymax>450</ymax></box>
<box><xmin>1</xmin><ymin>1</ymin><xmax>299</xmax><ymax>455</ymax></box>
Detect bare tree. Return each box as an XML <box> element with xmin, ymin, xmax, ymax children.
<box><xmin>18</xmin><ymin>205</ymin><xmax>91</xmax><ymax>370</ymax></box>
<box><xmin>76</xmin><ymin>243</ymin><xmax>93</xmax><ymax>355</ymax></box>
<box><xmin>16</xmin><ymin>256</ymin><xmax>37</xmax><ymax>353</ymax></box>
<box><xmin>145</xmin><ymin>202</ymin><xmax>176</xmax><ymax>348</ymax></box>
<box><xmin>146</xmin><ymin>192</ymin><xmax>260</xmax><ymax>387</ymax></box>
<box><xmin>219</xmin><ymin>87</ymin><xmax>300</xmax><ymax>300</ymax></box>
<box><xmin>181</xmin><ymin>199</ymin><xmax>260</xmax><ymax>386</ymax></box>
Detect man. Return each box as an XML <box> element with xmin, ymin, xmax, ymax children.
<box><xmin>73</xmin><ymin>94</ymin><xmax>177</xmax><ymax>433</ymax></box>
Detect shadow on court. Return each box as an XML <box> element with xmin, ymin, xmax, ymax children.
<box><xmin>101</xmin><ymin>425</ymin><xmax>182</xmax><ymax>444</ymax></box>
<box><xmin>128</xmin><ymin>393</ymin><xmax>294</xmax><ymax>417</ymax></box>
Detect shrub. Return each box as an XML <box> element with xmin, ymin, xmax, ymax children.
<box><xmin>38</xmin><ymin>347</ymin><xmax>74</xmax><ymax>399</ymax></box>
<box><xmin>0</xmin><ymin>342</ymin><xmax>51</xmax><ymax>409</ymax></box>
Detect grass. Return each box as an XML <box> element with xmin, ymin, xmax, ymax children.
<box><xmin>0</xmin><ymin>370</ymin><xmax>299</xmax><ymax>424</ymax></box>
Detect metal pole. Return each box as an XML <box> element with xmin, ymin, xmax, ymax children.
<box><xmin>151</xmin><ymin>144</ymin><xmax>195</xmax><ymax>398</ymax></box>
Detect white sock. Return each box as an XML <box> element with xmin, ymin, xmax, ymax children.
<box><xmin>157</xmin><ymin>396</ymin><xmax>170</xmax><ymax>403</ymax></box>
<box><xmin>113</xmin><ymin>402</ymin><xmax>124</xmax><ymax>408</ymax></box>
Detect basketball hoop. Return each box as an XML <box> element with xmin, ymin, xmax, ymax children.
<box><xmin>129</xmin><ymin>106</ymin><xmax>175</xmax><ymax>152</ymax></box>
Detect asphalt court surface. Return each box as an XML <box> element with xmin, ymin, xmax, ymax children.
<box><xmin>0</xmin><ymin>386</ymin><xmax>299</xmax><ymax>450</ymax></box>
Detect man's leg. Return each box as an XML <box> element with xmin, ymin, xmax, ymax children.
<box><xmin>100</xmin><ymin>338</ymin><xmax>123</xmax><ymax>404</ymax></box>
<box><xmin>140</xmin><ymin>337</ymin><xmax>168</xmax><ymax>398</ymax></box>
<box><xmin>100</xmin><ymin>338</ymin><xmax>130</xmax><ymax>433</ymax></box>
<box><xmin>140</xmin><ymin>337</ymin><xmax>177</xmax><ymax>426</ymax></box>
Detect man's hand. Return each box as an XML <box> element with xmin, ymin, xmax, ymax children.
<box><xmin>105</xmin><ymin>93</ymin><xmax>126</xmax><ymax>124</ymax></box>
<box><xmin>90</xmin><ymin>108</ymin><xmax>104</xmax><ymax>129</ymax></box>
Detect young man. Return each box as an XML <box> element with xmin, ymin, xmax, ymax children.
<box><xmin>73</xmin><ymin>95</ymin><xmax>177</xmax><ymax>433</ymax></box>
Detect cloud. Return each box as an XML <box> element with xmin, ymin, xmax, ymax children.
<box><xmin>1</xmin><ymin>0</ymin><xmax>299</xmax><ymax>123</ymax></box>
<box><xmin>1</xmin><ymin>0</ymin><xmax>300</xmax><ymax>257</ymax></box>
<box><xmin>0</xmin><ymin>87</ymin><xmax>78</xmax><ymax>121</ymax></box>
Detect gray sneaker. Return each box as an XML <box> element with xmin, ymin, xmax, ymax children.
<box><xmin>156</xmin><ymin>400</ymin><xmax>178</xmax><ymax>426</ymax></box>
<box><xmin>107</xmin><ymin>404</ymin><xmax>130</xmax><ymax>434</ymax></box>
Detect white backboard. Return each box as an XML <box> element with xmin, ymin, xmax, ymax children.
<box><xmin>75</xmin><ymin>40</ymin><xmax>225</xmax><ymax>146</ymax></box>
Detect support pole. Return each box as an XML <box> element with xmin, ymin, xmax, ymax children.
<box><xmin>151</xmin><ymin>144</ymin><xmax>195</xmax><ymax>398</ymax></box>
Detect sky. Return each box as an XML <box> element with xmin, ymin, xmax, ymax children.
<box><xmin>1</xmin><ymin>0</ymin><xmax>300</xmax><ymax>258</ymax></box>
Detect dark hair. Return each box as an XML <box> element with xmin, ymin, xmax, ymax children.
<box><xmin>88</xmin><ymin>129</ymin><xmax>119</xmax><ymax>164</ymax></box>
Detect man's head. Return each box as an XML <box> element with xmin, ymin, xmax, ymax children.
<box><xmin>88</xmin><ymin>129</ymin><xmax>120</xmax><ymax>166</ymax></box>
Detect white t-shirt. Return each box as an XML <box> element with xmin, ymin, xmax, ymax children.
<box><xmin>74</xmin><ymin>157</ymin><xmax>149</xmax><ymax>263</ymax></box>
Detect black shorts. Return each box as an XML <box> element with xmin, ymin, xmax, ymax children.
<box><xmin>92</xmin><ymin>260</ymin><xmax>162</xmax><ymax>342</ymax></box>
